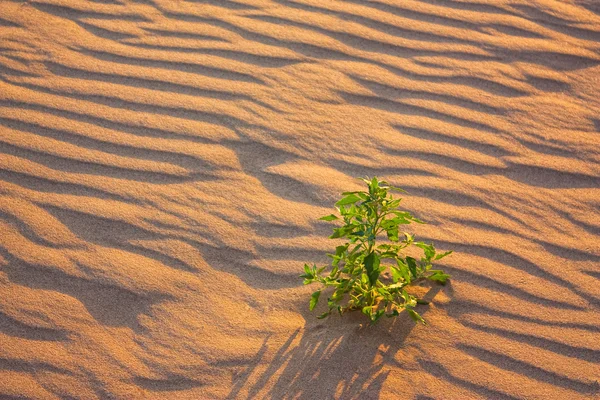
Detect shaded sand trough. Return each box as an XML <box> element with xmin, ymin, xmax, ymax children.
<box><xmin>0</xmin><ymin>0</ymin><xmax>599</xmax><ymax>398</ymax></box>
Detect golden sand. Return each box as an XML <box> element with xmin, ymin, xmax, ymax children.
<box><xmin>0</xmin><ymin>0</ymin><xmax>599</xmax><ymax>398</ymax></box>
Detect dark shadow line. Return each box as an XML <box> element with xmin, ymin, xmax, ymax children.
<box><xmin>458</xmin><ymin>344</ymin><xmax>599</xmax><ymax>394</ymax></box>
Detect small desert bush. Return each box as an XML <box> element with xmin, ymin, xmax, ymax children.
<box><xmin>301</xmin><ymin>177</ymin><xmax>451</xmax><ymax>324</ymax></box>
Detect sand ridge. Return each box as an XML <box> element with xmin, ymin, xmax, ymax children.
<box><xmin>0</xmin><ymin>0</ymin><xmax>599</xmax><ymax>398</ymax></box>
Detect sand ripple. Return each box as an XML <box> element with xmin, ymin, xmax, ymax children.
<box><xmin>0</xmin><ymin>0</ymin><xmax>599</xmax><ymax>398</ymax></box>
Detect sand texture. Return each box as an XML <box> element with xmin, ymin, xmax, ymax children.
<box><xmin>0</xmin><ymin>0</ymin><xmax>599</xmax><ymax>398</ymax></box>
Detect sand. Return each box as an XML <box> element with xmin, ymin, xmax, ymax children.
<box><xmin>0</xmin><ymin>0</ymin><xmax>599</xmax><ymax>398</ymax></box>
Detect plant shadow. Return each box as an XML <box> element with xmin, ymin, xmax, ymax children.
<box><xmin>228</xmin><ymin>285</ymin><xmax>445</xmax><ymax>399</ymax></box>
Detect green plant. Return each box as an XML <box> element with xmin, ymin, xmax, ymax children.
<box><xmin>301</xmin><ymin>177</ymin><xmax>452</xmax><ymax>324</ymax></box>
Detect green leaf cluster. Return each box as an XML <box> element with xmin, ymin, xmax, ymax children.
<box><xmin>301</xmin><ymin>177</ymin><xmax>452</xmax><ymax>324</ymax></box>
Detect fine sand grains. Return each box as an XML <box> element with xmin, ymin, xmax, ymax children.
<box><xmin>0</xmin><ymin>0</ymin><xmax>599</xmax><ymax>398</ymax></box>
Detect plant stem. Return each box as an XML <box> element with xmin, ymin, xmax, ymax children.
<box><xmin>367</xmin><ymin>200</ymin><xmax>379</xmax><ymax>254</ymax></box>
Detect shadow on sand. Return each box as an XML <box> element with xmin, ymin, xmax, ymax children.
<box><xmin>228</xmin><ymin>285</ymin><xmax>446</xmax><ymax>400</ymax></box>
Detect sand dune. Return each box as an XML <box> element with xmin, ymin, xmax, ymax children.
<box><xmin>0</xmin><ymin>0</ymin><xmax>599</xmax><ymax>398</ymax></box>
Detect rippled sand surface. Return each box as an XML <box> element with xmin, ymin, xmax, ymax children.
<box><xmin>1</xmin><ymin>0</ymin><xmax>599</xmax><ymax>398</ymax></box>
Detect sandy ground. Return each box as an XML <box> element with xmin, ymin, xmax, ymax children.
<box><xmin>0</xmin><ymin>0</ymin><xmax>599</xmax><ymax>398</ymax></box>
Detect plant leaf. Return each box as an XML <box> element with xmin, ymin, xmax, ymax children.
<box><xmin>406</xmin><ymin>256</ymin><xmax>418</xmax><ymax>278</ymax></box>
<box><xmin>387</xmin><ymin>282</ymin><xmax>404</xmax><ymax>290</ymax></box>
<box><xmin>329</xmin><ymin>226</ymin><xmax>351</xmax><ymax>239</ymax></box>
<box><xmin>386</xmin><ymin>225</ymin><xmax>399</xmax><ymax>242</ymax></box>
<box><xmin>387</xmin><ymin>185</ymin><xmax>407</xmax><ymax>193</ymax></box>
<box><xmin>335</xmin><ymin>194</ymin><xmax>362</xmax><ymax>206</ymax></box>
<box><xmin>407</xmin><ymin>308</ymin><xmax>426</xmax><ymax>324</ymax></box>
<box><xmin>371</xmin><ymin>309</ymin><xmax>385</xmax><ymax>323</ymax></box>
<box><xmin>428</xmin><ymin>270</ymin><xmax>450</xmax><ymax>285</ymax></box>
<box><xmin>394</xmin><ymin>259</ymin><xmax>411</xmax><ymax>284</ymax></box>
<box><xmin>363</xmin><ymin>251</ymin><xmax>381</xmax><ymax>287</ymax></box>
<box><xmin>415</xmin><ymin>242</ymin><xmax>435</xmax><ymax>260</ymax></box>
<box><xmin>361</xmin><ymin>273</ymin><xmax>369</xmax><ymax>286</ymax></box>
<box><xmin>370</xmin><ymin>176</ymin><xmax>379</xmax><ymax>193</ymax></box>
<box><xmin>309</xmin><ymin>290</ymin><xmax>321</xmax><ymax>311</ymax></box>
<box><xmin>317</xmin><ymin>311</ymin><xmax>330</xmax><ymax>319</ymax></box>
<box><xmin>319</xmin><ymin>214</ymin><xmax>339</xmax><ymax>221</ymax></box>
<box><xmin>299</xmin><ymin>263</ymin><xmax>314</xmax><ymax>280</ymax></box>
<box><xmin>434</xmin><ymin>250</ymin><xmax>453</xmax><ymax>260</ymax></box>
